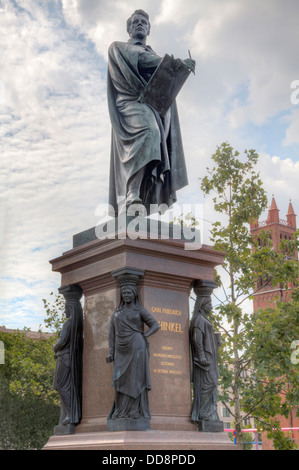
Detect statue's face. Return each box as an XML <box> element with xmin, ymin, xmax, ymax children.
<box><xmin>121</xmin><ymin>287</ymin><xmax>135</xmax><ymax>304</ymax></box>
<box><xmin>204</xmin><ymin>300</ymin><xmax>212</xmax><ymax>315</ymax></box>
<box><xmin>129</xmin><ymin>13</ymin><xmax>150</xmax><ymax>40</ymax></box>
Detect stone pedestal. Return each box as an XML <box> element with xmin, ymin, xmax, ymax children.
<box><xmin>43</xmin><ymin>430</ymin><xmax>234</xmax><ymax>450</ymax></box>
<box><xmin>43</xmin><ymin>226</ymin><xmax>234</xmax><ymax>450</ymax></box>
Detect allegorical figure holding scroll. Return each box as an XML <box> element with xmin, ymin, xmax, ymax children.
<box><xmin>107</xmin><ymin>9</ymin><xmax>195</xmax><ymax>214</ymax></box>
<box><xmin>190</xmin><ymin>295</ymin><xmax>222</xmax><ymax>428</ymax></box>
<box><xmin>106</xmin><ymin>284</ymin><xmax>160</xmax><ymax>429</ymax></box>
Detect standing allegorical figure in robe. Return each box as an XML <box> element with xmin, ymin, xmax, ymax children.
<box><xmin>190</xmin><ymin>294</ymin><xmax>222</xmax><ymax>425</ymax></box>
<box><xmin>107</xmin><ymin>9</ymin><xmax>195</xmax><ymax>214</ymax></box>
<box><xmin>53</xmin><ymin>287</ymin><xmax>83</xmax><ymax>431</ymax></box>
<box><xmin>106</xmin><ymin>284</ymin><xmax>160</xmax><ymax>424</ymax></box>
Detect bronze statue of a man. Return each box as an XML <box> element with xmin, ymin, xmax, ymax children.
<box><xmin>107</xmin><ymin>9</ymin><xmax>195</xmax><ymax>215</ymax></box>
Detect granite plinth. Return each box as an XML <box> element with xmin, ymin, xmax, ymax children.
<box><xmin>73</xmin><ymin>217</ymin><xmax>201</xmax><ymax>248</ymax></box>
<box><xmin>197</xmin><ymin>420</ymin><xmax>224</xmax><ymax>433</ymax></box>
<box><xmin>54</xmin><ymin>423</ymin><xmax>75</xmax><ymax>435</ymax></box>
<box><xmin>107</xmin><ymin>418</ymin><xmax>150</xmax><ymax>432</ymax></box>
<box><xmin>43</xmin><ymin>430</ymin><xmax>235</xmax><ymax>450</ymax></box>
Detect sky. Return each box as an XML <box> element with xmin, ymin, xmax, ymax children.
<box><xmin>0</xmin><ymin>0</ymin><xmax>298</xmax><ymax>330</ymax></box>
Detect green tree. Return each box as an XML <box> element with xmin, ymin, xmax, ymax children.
<box><xmin>200</xmin><ymin>142</ymin><xmax>299</xmax><ymax>450</ymax></box>
<box><xmin>42</xmin><ymin>291</ymin><xmax>66</xmax><ymax>332</ymax></box>
<box><xmin>0</xmin><ymin>293</ymin><xmax>65</xmax><ymax>449</ymax></box>
<box><xmin>0</xmin><ymin>329</ymin><xmax>59</xmax><ymax>449</ymax></box>
<box><xmin>228</xmin><ymin>419</ymin><xmax>254</xmax><ymax>450</ymax></box>
<box><xmin>243</xmin><ymin>289</ymin><xmax>299</xmax><ymax>450</ymax></box>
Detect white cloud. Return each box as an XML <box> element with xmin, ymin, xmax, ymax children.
<box><xmin>177</xmin><ymin>0</ymin><xmax>299</xmax><ymax>133</ymax></box>
<box><xmin>61</xmin><ymin>0</ymin><xmax>167</xmax><ymax>59</ymax></box>
<box><xmin>0</xmin><ymin>0</ymin><xmax>298</xmax><ymax>330</ymax></box>
<box><xmin>0</xmin><ymin>1</ymin><xmax>110</xmax><ymax>328</ymax></box>
<box><xmin>257</xmin><ymin>153</ymin><xmax>299</xmax><ymax>207</ymax></box>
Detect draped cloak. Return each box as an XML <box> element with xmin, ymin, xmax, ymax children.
<box><xmin>107</xmin><ymin>40</ymin><xmax>188</xmax><ymax>213</ymax></box>
<box><xmin>53</xmin><ymin>301</ymin><xmax>83</xmax><ymax>425</ymax></box>
<box><xmin>190</xmin><ymin>313</ymin><xmax>220</xmax><ymax>422</ymax></box>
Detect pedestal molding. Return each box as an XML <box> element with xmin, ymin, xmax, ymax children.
<box><xmin>43</xmin><ymin>430</ymin><xmax>235</xmax><ymax>450</ymax></box>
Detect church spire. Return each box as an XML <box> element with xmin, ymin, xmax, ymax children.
<box><xmin>287</xmin><ymin>199</ymin><xmax>297</xmax><ymax>228</ymax></box>
<box><xmin>267</xmin><ymin>195</ymin><xmax>279</xmax><ymax>224</ymax></box>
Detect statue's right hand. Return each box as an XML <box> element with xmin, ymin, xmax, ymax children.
<box><xmin>184</xmin><ymin>58</ymin><xmax>196</xmax><ymax>73</ymax></box>
<box><xmin>199</xmin><ymin>354</ymin><xmax>210</xmax><ymax>367</ymax></box>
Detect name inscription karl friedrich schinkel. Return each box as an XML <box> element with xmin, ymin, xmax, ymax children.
<box><xmin>150</xmin><ymin>305</ymin><xmax>185</xmax><ymax>376</ymax></box>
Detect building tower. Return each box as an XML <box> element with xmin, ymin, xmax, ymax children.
<box><xmin>250</xmin><ymin>195</ymin><xmax>297</xmax><ymax>311</ymax></box>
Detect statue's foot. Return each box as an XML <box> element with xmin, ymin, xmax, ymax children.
<box><xmin>126</xmin><ymin>193</ymin><xmax>142</xmax><ymax>206</ymax></box>
<box><xmin>62</xmin><ymin>416</ymin><xmax>70</xmax><ymax>425</ymax></box>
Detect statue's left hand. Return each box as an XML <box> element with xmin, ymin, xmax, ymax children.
<box><xmin>143</xmin><ymin>334</ymin><xmax>149</xmax><ymax>347</ymax></box>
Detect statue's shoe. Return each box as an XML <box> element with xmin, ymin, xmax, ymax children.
<box><xmin>126</xmin><ymin>193</ymin><xmax>142</xmax><ymax>206</ymax></box>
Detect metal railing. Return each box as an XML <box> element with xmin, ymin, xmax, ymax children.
<box><xmin>224</xmin><ymin>427</ymin><xmax>299</xmax><ymax>450</ymax></box>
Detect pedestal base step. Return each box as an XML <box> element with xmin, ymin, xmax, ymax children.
<box><xmin>43</xmin><ymin>430</ymin><xmax>235</xmax><ymax>450</ymax></box>
<box><xmin>107</xmin><ymin>418</ymin><xmax>150</xmax><ymax>431</ymax></box>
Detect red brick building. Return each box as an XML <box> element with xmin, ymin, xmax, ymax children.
<box><xmin>0</xmin><ymin>326</ymin><xmax>53</xmax><ymax>341</ymax></box>
<box><xmin>250</xmin><ymin>196</ymin><xmax>299</xmax><ymax>449</ymax></box>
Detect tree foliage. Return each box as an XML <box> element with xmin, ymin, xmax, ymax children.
<box><xmin>0</xmin><ymin>293</ymin><xmax>65</xmax><ymax>449</ymax></box>
<box><xmin>200</xmin><ymin>142</ymin><xmax>299</xmax><ymax>450</ymax></box>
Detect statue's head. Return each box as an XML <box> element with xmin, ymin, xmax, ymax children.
<box><xmin>118</xmin><ymin>284</ymin><xmax>140</xmax><ymax>310</ymax></box>
<box><xmin>127</xmin><ymin>9</ymin><xmax>151</xmax><ymax>39</ymax></box>
<box><xmin>121</xmin><ymin>285</ymin><xmax>136</xmax><ymax>303</ymax></box>
<box><xmin>198</xmin><ymin>296</ymin><xmax>212</xmax><ymax>316</ymax></box>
